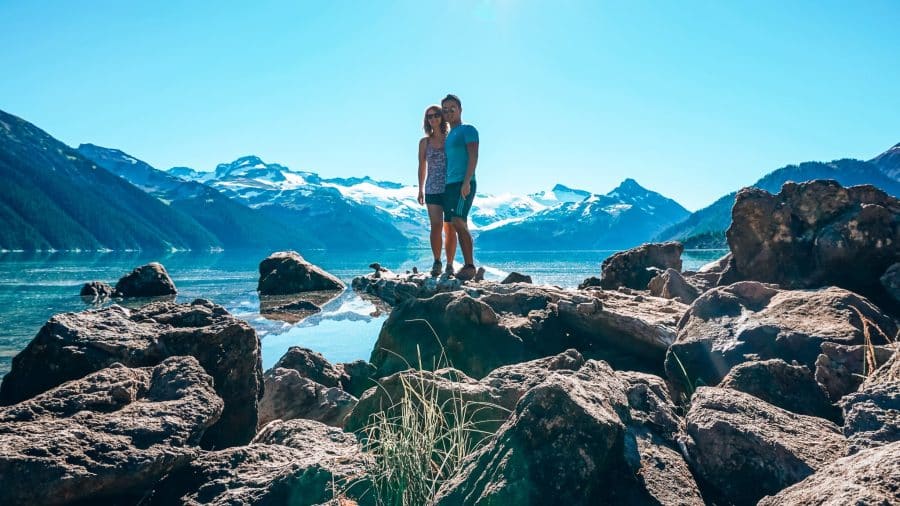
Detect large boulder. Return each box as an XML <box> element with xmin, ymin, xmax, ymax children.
<box><xmin>0</xmin><ymin>357</ymin><xmax>222</xmax><ymax>506</ymax></box>
<box><xmin>114</xmin><ymin>262</ymin><xmax>177</xmax><ymax>297</ymax></box>
<box><xmin>150</xmin><ymin>419</ymin><xmax>371</xmax><ymax>506</ymax></box>
<box><xmin>719</xmin><ymin>359</ymin><xmax>840</xmax><ymax>422</ymax></box>
<box><xmin>840</xmin><ymin>350</ymin><xmax>900</xmax><ymax>453</ymax></box>
<box><xmin>0</xmin><ymin>299</ymin><xmax>263</xmax><ymax>449</ymax></box>
<box><xmin>664</xmin><ymin>282</ymin><xmax>897</xmax><ymax>393</ymax></box>
<box><xmin>723</xmin><ymin>180</ymin><xmax>900</xmax><ymax>313</ymax></box>
<box><xmin>758</xmin><ymin>441</ymin><xmax>900</xmax><ymax>505</ymax></box>
<box><xmin>599</xmin><ymin>241</ymin><xmax>684</xmax><ymax>290</ymax></box>
<box><xmin>258</xmin><ymin>367</ymin><xmax>357</xmax><ymax>428</ymax></box>
<box><xmin>370</xmin><ymin>283</ymin><xmax>685</xmax><ymax>380</ymax></box>
<box><xmin>682</xmin><ymin>386</ymin><xmax>847</xmax><ymax>506</ymax></box>
<box><xmin>258</xmin><ymin>251</ymin><xmax>345</xmax><ymax>295</ymax></box>
<box><xmin>434</xmin><ymin>360</ymin><xmax>704</xmax><ymax>505</ymax></box>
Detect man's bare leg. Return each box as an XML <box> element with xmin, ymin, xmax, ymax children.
<box><xmin>452</xmin><ymin>216</ymin><xmax>474</xmax><ymax>267</ymax></box>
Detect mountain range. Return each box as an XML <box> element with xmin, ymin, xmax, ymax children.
<box><xmin>1</xmin><ymin>108</ymin><xmax>898</xmax><ymax>252</ymax></box>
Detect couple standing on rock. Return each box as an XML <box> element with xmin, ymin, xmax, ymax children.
<box><xmin>417</xmin><ymin>94</ymin><xmax>479</xmax><ymax>281</ymax></box>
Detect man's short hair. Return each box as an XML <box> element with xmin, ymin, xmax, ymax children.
<box><xmin>441</xmin><ymin>94</ymin><xmax>462</xmax><ymax>109</ymax></box>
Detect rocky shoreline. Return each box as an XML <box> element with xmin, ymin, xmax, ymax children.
<box><xmin>1</xmin><ymin>180</ymin><xmax>899</xmax><ymax>505</ymax></box>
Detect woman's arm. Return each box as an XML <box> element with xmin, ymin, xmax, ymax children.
<box><xmin>417</xmin><ymin>138</ymin><xmax>427</xmax><ymax>205</ymax></box>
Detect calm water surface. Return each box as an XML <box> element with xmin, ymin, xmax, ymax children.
<box><xmin>0</xmin><ymin>248</ymin><xmax>726</xmax><ymax>376</ymax></box>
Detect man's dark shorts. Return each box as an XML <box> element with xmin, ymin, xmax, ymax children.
<box><xmin>424</xmin><ymin>193</ymin><xmax>444</xmax><ymax>206</ymax></box>
<box><xmin>443</xmin><ymin>181</ymin><xmax>476</xmax><ymax>223</ymax></box>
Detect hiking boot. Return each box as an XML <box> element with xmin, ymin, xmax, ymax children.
<box><xmin>445</xmin><ymin>263</ymin><xmax>455</xmax><ymax>275</ymax></box>
<box><xmin>430</xmin><ymin>260</ymin><xmax>442</xmax><ymax>277</ymax></box>
<box><xmin>456</xmin><ymin>264</ymin><xmax>477</xmax><ymax>281</ymax></box>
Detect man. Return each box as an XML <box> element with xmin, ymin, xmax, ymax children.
<box><xmin>441</xmin><ymin>94</ymin><xmax>479</xmax><ymax>281</ymax></box>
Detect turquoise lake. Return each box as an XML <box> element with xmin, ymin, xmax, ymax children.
<box><xmin>0</xmin><ymin>249</ymin><xmax>727</xmax><ymax>376</ymax></box>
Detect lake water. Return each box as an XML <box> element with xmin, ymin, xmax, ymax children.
<box><xmin>0</xmin><ymin>248</ymin><xmax>727</xmax><ymax>376</ymax></box>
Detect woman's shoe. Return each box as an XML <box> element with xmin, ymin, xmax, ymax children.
<box><xmin>445</xmin><ymin>263</ymin><xmax>455</xmax><ymax>275</ymax></box>
<box><xmin>430</xmin><ymin>260</ymin><xmax>442</xmax><ymax>277</ymax></box>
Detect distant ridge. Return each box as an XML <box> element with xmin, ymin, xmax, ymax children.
<box><xmin>655</xmin><ymin>152</ymin><xmax>900</xmax><ymax>247</ymax></box>
<box><xmin>0</xmin><ymin>109</ymin><xmax>219</xmax><ymax>251</ymax></box>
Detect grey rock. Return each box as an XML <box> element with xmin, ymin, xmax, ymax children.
<box><xmin>647</xmin><ymin>268</ymin><xmax>700</xmax><ymax>303</ymax></box>
<box><xmin>841</xmin><ymin>349</ymin><xmax>900</xmax><ymax>453</ymax></box>
<box><xmin>600</xmin><ymin>241</ymin><xmax>683</xmax><ymax>290</ymax></box>
<box><xmin>758</xmin><ymin>441</ymin><xmax>900</xmax><ymax>506</ymax></box>
<box><xmin>683</xmin><ymin>386</ymin><xmax>847</xmax><ymax>506</ymax></box>
<box><xmin>0</xmin><ymin>356</ymin><xmax>222</xmax><ymax>506</ymax></box>
<box><xmin>344</xmin><ymin>367</ymin><xmax>508</xmax><ymax>437</ymax></box>
<box><xmin>0</xmin><ymin>299</ymin><xmax>263</xmax><ymax>449</ymax></box>
<box><xmin>114</xmin><ymin>262</ymin><xmax>177</xmax><ymax>297</ymax></box>
<box><xmin>881</xmin><ymin>262</ymin><xmax>900</xmax><ymax>305</ymax></box>
<box><xmin>434</xmin><ymin>360</ymin><xmax>703</xmax><ymax>505</ymax></box>
<box><xmin>151</xmin><ymin>419</ymin><xmax>372</xmax><ymax>506</ymax></box>
<box><xmin>664</xmin><ymin>282</ymin><xmax>897</xmax><ymax>394</ymax></box>
<box><xmin>501</xmin><ymin>272</ymin><xmax>532</xmax><ymax>284</ymax></box>
<box><xmin>272</xmin><ymin>346</ymin><xmax>343</xmax><ymax>388</ymax></box>
<box><xmin>720</xmin><ymin>359</ymin><xmax>840</xmax><ymax>422</ymax></box>
<box><xmin>258</xmin><ymin>250</ymin><xmax>345</xmax><ymax>295</ymax></box>
<box><xmin>815</xmin><ymin>342</ymin><xmax>897</xmax><ymax>401</ymax></box>
<box><xmin>577</xmin><ymin>276</ymin><xmax>602</xmax><ymax>290</ymax></box>
<box><xmin>258</xmin><ymin>367</ymin><xmax>357</xmax><ymax>428</ymax></box>
<box><xmin>336</xmin><ymin>360</ymin><xmax>377</xmax><ymax>399</ymax></box>
<box><xmin>80</xmin><ymin>280</ymin><xmax>115</xmax><ymax>302</ymax></box>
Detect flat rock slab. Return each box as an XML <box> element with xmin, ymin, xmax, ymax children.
<box><xmin>151</xmin><ymin>419</ymin><xmax>371</xmax><ymax>506</ymax></box>
<box><xmin>683</xmin><ymin>386</ymin><xmax>847</xmax><ymax>506</ymax></box>
<box><xmin>758</xmin><ymin>441</ymin><xmax>900</xmax><ymax>506</ymax></box>
<box><xmin>0</xmin><ymin>356</ymin><xmax>222</xmax><ymax>506</ymax></box>
<box><xmin>0</xmin><ymin>299</ymin><xmax>263</xmax><ymax>449</ymax></box>
<box><xmin>370</xmin><ymin>282</ymin><xmax>686</xmax><ymax>380</ymax></box>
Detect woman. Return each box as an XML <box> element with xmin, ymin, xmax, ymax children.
<box><xmin>418</xmin><ymin>105</ymin><xmax>457</xmax><ymax>276</ymax></box>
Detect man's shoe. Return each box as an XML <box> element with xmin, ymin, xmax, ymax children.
<box><xmin>445</xmin><ymin>263</ymin><xmax>455</xmax><ymax>275</ymax></box>
<box><xmin>430</xmin><ymin>260</ymin><xmax>442</xmax><ymax>277</ymax></box>
<box><xmin>456</xmin><ymin>264</ymin><xmax>477</xmax><ymax>281</ymax></box>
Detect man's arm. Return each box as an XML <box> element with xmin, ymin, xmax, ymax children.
<box><xmin>461</xmin><ymin>125</ymin><xmax>479</xmax><ymax>197</ymax></box>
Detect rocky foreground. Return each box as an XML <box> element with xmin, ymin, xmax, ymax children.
<box><xmin>1</xmin><ymin>180</ymin><xmax>899</xmax><ymax>505</ymax></box>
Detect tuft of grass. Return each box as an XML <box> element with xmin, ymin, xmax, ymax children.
<box><xmin>357</xmin><ymin>319</ymin><xmax>506</xmax><ymax>506</ymax></box>
<box><xmin>848</xmin><ymin>305</ymin><xmax>895</xmax><ymax>377</ymax></box>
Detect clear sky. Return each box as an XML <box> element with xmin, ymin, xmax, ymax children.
<box><xmin>1</xmin><ymin>0</ymin><xmax>898</xmax><ymax>210</ymax></box>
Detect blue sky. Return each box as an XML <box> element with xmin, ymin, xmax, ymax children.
<box><xmin>1</xmin><ymin>0</ymin><xmax>898</xmax><ymax>211</ymax></box>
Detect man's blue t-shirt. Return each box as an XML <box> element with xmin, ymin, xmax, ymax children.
<box><xmin>445</xmin><ymin>124</ymin><xmax>478</xmax><ymax>184</ymax></box>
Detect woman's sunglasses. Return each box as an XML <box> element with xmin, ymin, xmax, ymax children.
<box><xmin>426</xmin><ymin>113</ymin><xmax>443</xmax><ymax>120</ymax></box>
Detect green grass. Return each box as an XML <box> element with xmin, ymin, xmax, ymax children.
<box><xmin>357</xmin><ymin>319</ymin><xmax>506</xmax><ymax>506</ymax></box>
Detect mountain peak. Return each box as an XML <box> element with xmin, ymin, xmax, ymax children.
<box><xmin>610</xmin><ymin>178</ymin><xmax>648</xmax><ymax>195</ymax></box>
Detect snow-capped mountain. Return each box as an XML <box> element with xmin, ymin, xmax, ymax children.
<box><xmin>169</xmin><ymin>157</ymin><xmax>552</xmax><ymax>243</ymax></box>
<box><xmin>477</xmin><ymin>179</ymin><xmax>690</xmax><ymax>250</ymax></box>
<box><xmin>529</xmin><ymin>184</ymin><xmax>591</xmax><ymax>206</ymax></box>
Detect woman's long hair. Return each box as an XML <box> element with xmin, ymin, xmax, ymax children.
<box><xmin>423</xmin><ymin>105</ymin><xmax>449</xmax><ymax>136</ymax></box>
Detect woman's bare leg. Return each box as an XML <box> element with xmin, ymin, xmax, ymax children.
<box><xmin>426</xmin><ymin>204</ymin><xmax>444</xmax><ymax>261</ymax></box>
